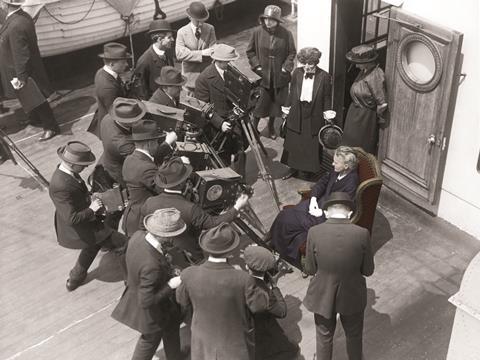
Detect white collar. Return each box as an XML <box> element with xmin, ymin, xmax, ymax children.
<box><xmin>135</xmin><ymin>148</ymin><xmax>155</xmax><ymax>162</ymax></box>
<box><xmin>164</xmin><ymin>189</ymin><xmax>183</xmax><ymax>194</ymax></box>
<box><xmin>145</xmin><ymin>233</ymin><xmax>163</xmax><ymax>254</ymax></box>
<box><xmin>59</xmin><ymin>164</ymin><xmax>76</xmax><ymax>178</ymax></box>
<box><xmin>208</xmin><ymin>256</ymin><xmax>227</xmax><ymax>263</ymax></box>
<box><xmin>152</xmin><ymin>44</ymin><xmax>166</xmax><ymax>57</ymax></box>
<box><xmin>327</xmin><ymin>214</ymin><xmax>350</xmax><ymax>219</ymax></box>
<box><xmin>251</xmin><ymin>274</ymin><xmax>265</xmax><ymax>281</ymax></box>
<box><xmin>103</xmin><ymin>65</ymin><xmax>118</xmax><ymax>80</ymax></box>
<box><xmin>214</xmin><ymin>63</ymin><xmax>225</xmax><ymax>80</ymax></box>
<box><xmin>337</xmin><ymin>172</ymin><xmax>348</xmax><ymax>181</ymax></box>
<box><xmin>6</xmin><ymin>7</ymin><xmax>21</xmax><ymax>19</ymax></box>
<box><xmin>190</xmin><ymin>22</ymin><xmax>201</xmax><ymax>34</ymax></box>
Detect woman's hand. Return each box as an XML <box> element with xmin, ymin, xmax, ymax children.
<box><xmin>308</xmin><ymin>197</ymin><xmax>323</xmax><ymax>217</ymax></box>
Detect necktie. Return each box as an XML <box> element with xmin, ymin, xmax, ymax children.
<box><xmin>195</xmin><ymin>27</ymin><xmax>201</xmax><ymax>39</ymax></box>
<box><xmin>305</xmin><ymin>73</ymin><xmax>314</xmax><ymax>79</ymax></box>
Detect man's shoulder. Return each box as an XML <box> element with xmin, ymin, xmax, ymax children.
<box><xmin>177</xmin><ymin>23</ymin><xmax>190</xmax><ymax>35</ymax></box>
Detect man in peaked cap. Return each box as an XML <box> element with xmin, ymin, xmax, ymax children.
<box><xmin>87</xmin><ymin>42</ymin><xmax>131</xmax><ymax>138</ymax></box>
<box><xmin>149</xmin><ymin>66</ymin><xmax>186</xmax><ymax>107</ymax></box>
<box><xmin>303</xmin><ymin>192</ymin><xmax>375</xmax><ymax>360</ymax></box>
<box><xmin>176</xmin><ymin>223</ymin><xmax>269</xmax><ymax>360</ymax></box>
<box><xmin>49</xmin><ymin>141</ymin><xmax>128</xmax><ymax>291</ymax></box>
<box><xmin>133</xmin><ymin>19</ymin><xmax>175</xmax><ymax>100</ymax></box>
<box><xmin>0</xmin><ymin>0</ymin><xmax>60</xmax><ymax>141</ymax></box>
<box><xmin>112</xmin><ymin>208</ymin><xmax>185</xmax><ymax>360</ymax></box>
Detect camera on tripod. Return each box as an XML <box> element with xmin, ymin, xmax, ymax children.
<box><xmin>224</xmin><ymin>62</ymin><xmax>262</xmax><ymax>112</ymax></box>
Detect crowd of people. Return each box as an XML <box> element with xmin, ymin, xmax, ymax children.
<box><xmin>0</xmin><ymin>0</ymin><xmax>384</xmax><ymax>359</ymax></box>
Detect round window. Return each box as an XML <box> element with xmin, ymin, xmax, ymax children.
<box><xmin>396</xmin><ymin>33</ymin><xmax>442</xmax><ymax>92</ymax></box>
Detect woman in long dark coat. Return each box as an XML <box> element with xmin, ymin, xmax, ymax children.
<box><xmin>270</xmin><ymin>146</ymin><xmax>359</xmax><ymax>267</ymax></box>
<box><xmin>281</xmin><ymin>47</ymin><xmax>332</xmax><ymax>180</ymax></box>
<box><xmin>246</xmin><ymin>5</ymin><xmax>296</xmax><ymax>139</ymax></box>
<box><xmin>341</xmin><ymin>45</ymin><xmax>388</xmax><ymax>154</ymax></box>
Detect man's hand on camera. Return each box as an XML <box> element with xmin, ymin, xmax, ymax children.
<box><xmin>168</xmin><ymin>276</ymin><xmax>182</xmax><ymax>289</ymax></box>
<box><xmin>89</xmin><ymin>198</ymin><xmax>103</xmax><ymax>213</ymax></box>
<box><xmin>165</xmin><ymin>131</ymin><xmax>177</xmax><ymax>145</ymax></box>
<box><xmin>234</xmin><ymin>193</ymin><xmax>249</xmax><ymax>211</ymax></box>
<box><xmin>221</xmin><ymin>122</ymin><xmax>232</xmax><ymax>132</ymax></box>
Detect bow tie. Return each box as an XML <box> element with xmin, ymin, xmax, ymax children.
<box><xmin>304</xmin><ymin>73</ymin><xmax>314</xmax><ymax>79</ymax></box>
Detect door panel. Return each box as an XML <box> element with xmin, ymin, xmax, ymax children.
<box><xmin>378</xmin><ymin>7</ymin><xmax>463</xmax><ymax>214</ymax></box>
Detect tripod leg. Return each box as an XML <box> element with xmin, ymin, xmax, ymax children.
<box><xmin>249</xmin><ymin>118</ymin><xmax>268</xmax><ymax>156</ymax></box>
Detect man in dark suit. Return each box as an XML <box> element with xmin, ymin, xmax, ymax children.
<box><xmin>0</xmin><ymin>0</ymin><xmax>60</xmax><ymax>141</ymax></box>
<box><xmin>49</xmin><ymin>141</ymin><xmax>128</xmax><ymax>291</ymax></box>
<box><xmin>134</xmin><ymin>19</ymin><xmax>175</xmax><ymax>100</ymax></box>
<box><xmin>149</xmin><ymin>66</ymin><xmax>185</xmax><ymax>107</ymax></box>
<box><xmin>303</xmin><ymin>192</ymin><xmax>375</xmax><ymax>360</ymax></box>
<box><xmin>112</xmin><ymin>208</ymin><xmax>184</xmax><ymax>360</ymax></box>
<box><xmin>140</xmin><ymin>157</ymin><xmax>249</xmax><ymax>259</ymax></box>
<box><xmin>176</xmin><ymin>223</ymin><xmax>269</xmax><ymax>360</ymax></box>
<box><xmin>195</xmin><ymin>44</ymin><xmax>246</xmax><ymax>176</ymax></box>
<box><xmin>87</xmin><ymin>42</ymin><xmax>130</xmax><ymax>138</ymax></box>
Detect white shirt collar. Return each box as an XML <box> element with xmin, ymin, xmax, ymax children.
<box><xmin>164</xmin><ymin>189</ymin><xmax>183</xmax><ymax>194</ymax></box>
<box><xmin>214</xmin><ymin>63</ymin><xmax>225</xmax><ymax>81</ymax></box>
<box><xmin>190</xmin><ymin>22</ymin><xmax>201</xmax><ymax>34</ymax></box>
<box><xmin>103</xmin><ymin>65</ymin><xmax>118</xmax><ymax>80</ymax></box>
<box><xmin>251</xmin><ymin>274</ymin><xmax>265</xmax><ymax>281</ymax></box>
<box><xmin>59</xmin><ymin>164</ymin><xmax>76</xmax><ymax>178</ymax></box>
<box><xmin>6</xmin><ymin>8</ymin><xmax>21</xmax><ymax>19</ymax></box>
<box><xmin>208</xmin><ymin>256</ymin><xmax>227</xmax><ymax>263</ymax></box>
<box><xmin>337</xmin><ymin>172</ymin><xmax>348</xmax><ymax>181</ymax></box>
<box><xmin>152</xmin><ymin>44</ymin><xmax>166</xmax><ymax>57</ymax></box>
<box><xmin>135</xmin><ymin>148</ymin><xmax>155</xmax><ymax>162</ymax></box>
<box><xmin>145</xmin><ymin>233</ymin><xmax>164</xmax><ymax>254</ymax></box>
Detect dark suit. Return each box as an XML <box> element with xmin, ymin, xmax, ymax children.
<box><xmin>176</xmin><ymin>261</ymin><xmax>269</xmax><ymax>360</ymax></box>
<box><xmin>0</xmin><ymin>9</ymin><xmax>58</xmax><ymax>131</ymax></box>
<box><xmin>134</xmin><ymin>45</ymin><xmax>174</xmax><ymax>100</ymax></box>
<box><xmin>122</xmin><ymin>150</ymin><xmax>158</xmax><ymax>236</ymax></box>
<box><xmin>140</xmin><ymin>192</ymin><xmax>238</xmax><ymax>258</ymax></box>
<box><xmin>49</xmin><ymin>167</ymin><xmax>127</xmax><ymax>282</ymax></box>
<box><xmin>111</xmin><ymin>231</ymin><xmax>182</xmax><ymax>360</ymax></box>
<box><xmin>88</xmin><ymin>68</ymin><xmax>126</xmax><ymax>138</ymax></box>
<box><xmin>270</xmin><ymin>170</ymin><xmax>359</xmax><ymax>264</ymax></box>
<box><xmin>149</xmin><ymin>88</ymin><xmax>177</xmax><ymax>107</ymax></box>
<box><xmin>303</xmin><ymin>219</ymin><xmax>374</xmax><ymax>360</ymax></box>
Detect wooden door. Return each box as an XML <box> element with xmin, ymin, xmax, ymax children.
<box><xmin>378</xmin><ymin>8</ymin><xmax>463</xmax><ymax>214</ymax></box>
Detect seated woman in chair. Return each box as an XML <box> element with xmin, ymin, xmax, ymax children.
<box><xmin>270</xmin><ymin>146</ymin><xmax>359</xmax><ymax>266</ymax></box>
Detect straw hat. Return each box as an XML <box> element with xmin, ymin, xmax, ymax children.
<box><xmin>346</xmin><ymin>44</ymin><xmax>378</xmax><ymax>64</ymax></box>
<box><xmin>210</xmin><ymin>44</ymin><xmax>239</xmax><ymax>62</ymax></box>
<box><xmin>144</xmin><ymin>208</ymin><xmax>187</xmax><ymax>237</ymax></box>
<box><xmin>57</xmin><ymin>141</ymin><xmax>96</xmax><ymax>166</ymax></box>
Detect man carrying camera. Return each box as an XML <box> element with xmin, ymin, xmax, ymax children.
<box><xmin>195</xmin><ymin>44</ymin><xmax>246</xmax><ymax>177</ymax></box>
<box><xmin>140</xmin><ymin>157</ymin><xmax>249</xmax><ymax>260</ymax></box>
<box><xmin>49</xmin><ymin>141</ymin><xmax>127</xmax><ymax>291</ymax></box>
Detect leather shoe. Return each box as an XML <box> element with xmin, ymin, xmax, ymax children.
<box><xmin>38</xmin><ymin>130</ymin><xmax>57</xmax><ymax>142</ymax></box>
<box><xmin>282</xmin><ymin>169</ymin><xmax>298</xmax><ymax>180</ymax></box>
<box><xmin>66</xmin><ymin>278</ymin><xmax>83</xmax><ymax>292</ymax></box>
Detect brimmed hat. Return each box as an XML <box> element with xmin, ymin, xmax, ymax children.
<box><xmin>155</xmin><ymin>157</ymin><xmax>193</xmax><ymax>188</ymax></box>
<box><xmin>211</xmin><ymin>44</ymin><xmax>239</xmax><ymax>62</ymax></box>
<box><xmin>154</xmin><ymin>66</ymin><xmax>187</xmax><ymax>86</ymax></box>
<box><xmin>186</xmin><ymin>1</ymin><xmax>209</xmax><ymax>22</ymax></box>
<box><xmin>98</xmin><ymin>42</ymin><xmax>131</xmax><ymax>60</ymax></box>
<box><xmin>110</xmin><ymin>98</ymin><xmax>146</xmax><ymax>125</ymax></box>
<box><xmin>147</xmin><ymin>19</ymin><xmax>175</xmax><ymax>36</ymax></box>
<box><xmin>1</xmin><ymin>0</ymin><xmax>25</xmax><ymax>6</ymax></box>
<box><xmin>259</xmin><ymin>5</ymin><xmax>283</xmax><ymax>23</ymax></box>
<box><xmin>322</xmin><ymin>192</ymin><xmax>354</xmax><ymax>211</ymax></box>
<box><xmin>244</xmin><ymin>245</ymin><xmax>276</xmax><ymax>272</ymax></box>
<box><xmin>346</xmin><ymin>44</ymin><xmax>378</xmax><ymax>64</ymax></box>
<box><xmin>144</xmin><ymin>208</ymin><xmax>187</xmax><ymax>237</ymax></box>
<box><xmin>318</xmin><ymin>123</ymin><xmax>343</xmax><ymax>150</ymax></box>
<box><xmin>57</xmin><ymin>141</ymin><xmax>96</xmax><ymax>166</ymax></box>
<box><xmin>131</xmin><ymin>120</ymin><xmax>164</xmax><ymax>141</ymax></box>
<box><xmin>199</xmin><ymin>223</ymin><xmax>240</xmax><ymax>255</ymax></box>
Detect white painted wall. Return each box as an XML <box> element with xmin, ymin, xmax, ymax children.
<box><xmin>298</xmin><ymin>0</ymin><xmax>480</xmax><ymax>239</ymax></box>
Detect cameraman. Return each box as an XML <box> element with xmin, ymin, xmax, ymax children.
<box><xmin>140</xmin><ymin>157</ymin><xmax>249</xmax><ymax>260</ymax></box>
<box><xmin>195</xmin><ymin>44</ymin><xmax>246</xmax><ymax>177</ymax></box>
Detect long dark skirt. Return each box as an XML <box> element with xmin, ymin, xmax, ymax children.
<box><xmin>342</xmin><ymin>102</ymin><xmax>378</xmax><ymax>154</ymax></box>
<box><xmin>281</xmin><ymin>103</ymin><xmax>323</xmax><ymax>173</ymax></box>
<box><xmin>270</xmin><ymin>199</ymin><xmax>325</xmax><ymax>265</ymax></box>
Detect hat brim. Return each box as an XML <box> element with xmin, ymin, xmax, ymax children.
<box><xmin>211</xmin><ymin>53</ymin><xmax>240</xmax><ymax>62</ymax></box>
<box><xmin>155</xmin><ymin>164</ymin><xmax>193</xmax><ymax>188</ymax></box>
<box><xmin>144</xmin><ymin>215</ymin><xmax>187</xmax><ymax>237</ymax></box>
<box><xmin>146</xmin><ymin>28</ymin><xmax>176</xmax><ymax>39</ymax></box>
<box><xmin>2</xmin><ymin>0</ymin><xmax>24</xmax><ymax>5</ymax></box>
<box><xmin>130</xmin><ymin>132</ymin><xmax>166</xmax><ymax>141</ymax></box>
<box><xmin>318</xmin><ymin>124</ymin><xmax>343</xmax><ymax>150</ymax></box>
<box><xmin>98</xmin><ymin>53</ymin><xmax>132</xmax><ymax>60</ymax></box>
<box><xmin>154</xmin><ymin>75</ymin><xmax>187</xmax><ymax>87</ymax></box>
<box><xmin>186</xmin><ymin>8</ymin><xmax>210</xmax><ymax>22</ymax></box>
<box><xmin>322</xmin><ymin>198</ymin><xmax>354</xmax><ymax>211</ymax></box>
<box><xmin>199</xmin><ymin>231</ymin><xmax>240</xmax><ymax>255</ymax></box>
<box><xmin>56</xmin><ymin>146</ymin><xmax>96</xmax><ymax>166</ymax></box>
<box><xmin>110</xmin><ymin>102</ymin><xmax>147</xmax><ymax>125</ymax></box>
<box><xmin>259</xmin><ymin>14</ymin><xmax>284</xmax><ymax>23</ymax></box>
<box><xmin>345</xmin><ymin>51</ymin><xmax>378</xmax><ymax>64</ymax></box>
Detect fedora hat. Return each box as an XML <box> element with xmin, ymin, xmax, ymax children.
<box><xmin>199</xmin><ymin>223</ymin><xmax>240</xmax><ymax>255</ymax></box>
<box><xmin>346</xmin><ymin>44</ymin><xmax>378</xmax><ymax>64</ymax></box>
<box><xmin>144</xmin><ymin>208</ymin><xmax>187</xmax><ymax>237</ymax></box>
<box><xmin>1</xmin><ymin>0</ymin><xmax>25</xmax><ymax>5</ymax></box>
<box><xmin>259</xmin><ymin>5</ymin><xmax>283</xmax><ymax>23</ymax></box>
<box><xmin>154</xmin><ymin>66</ymin><xmax>187</xmax><ymax>86</ymax></box>
<box><xmin>147</xmin><ymin>19</ymin><xmax>175</xmax><ymax>35</ymax></box>
<box><xmin>110</xmin><ymin>98</ymin><xmax>146</xmax><ymax>125</ymax></box>
<box><xmin>210</xmin><ymin>44</ymin><xmax>239</xmax><ymax>62</ymax></box>
<box><xmin>57</xmin><ymin>141</ymin><xmax>96</xmax><ymax>166</ymax></box>
<box><xmin>155</xmin><ymin>157</ymin><xmax>193</xmax><ymax>188</ymax></box>
<box><xmin>322</xmin><ymin>192</ymin><xmax>354</xmax><ymax>211</ymax></box>
<box><xmin>186</xmin><ymin>1</ymin><xmax>209</xmax><ymax>22</ymax></box>
<box><xmin>130</xmin><ymin>120</ymin><xmax>164</xmax><ymax>141</ymax></box>
<box><xmin>244</xmin><ymin>245</ymin><xmax>276</xmax><ymax>272</ymax></box>
<box><xmin>98</xmin><ymin>42</ymin><xmax>131</xmax><ymax>60</ymax></box>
